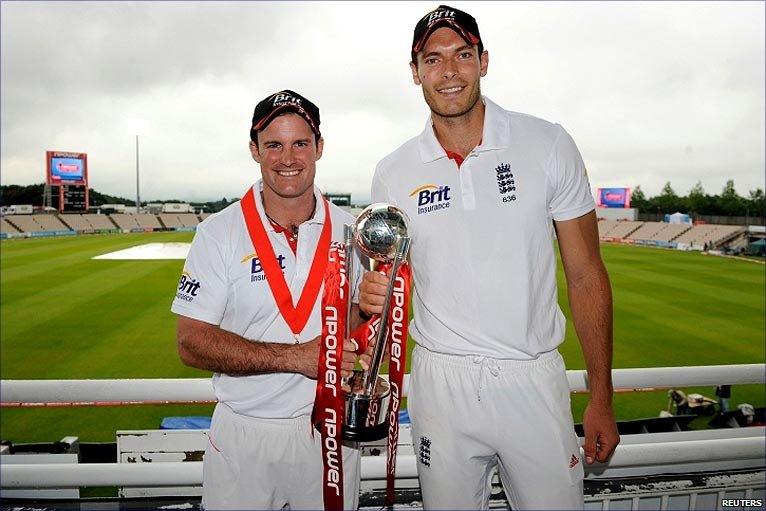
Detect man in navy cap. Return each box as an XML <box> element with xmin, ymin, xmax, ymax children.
<box><xmin>173</xmin><ymin>90</ymin><xmax>363</xmax><ymax>510</ymax></box>
<box><xmin>360</xmin><ymin>6</ymin><xmax>620</xmax><ymax>509</ymax></box>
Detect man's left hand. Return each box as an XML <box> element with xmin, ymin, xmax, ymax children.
<box><xmin>582</xmin><ymin>400</ymin><xmax>620</xmax><ymax>464</ymax></box>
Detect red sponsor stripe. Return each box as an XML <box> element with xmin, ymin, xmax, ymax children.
<box><xmin>313</xmin><ymin>243</ymin><xmax>347</xmax><ymax>511</ymax></box>
<box><xmin>385</xmin><ymin>263</ymin><xmax>411</xmax><ymax>508</ymax></box>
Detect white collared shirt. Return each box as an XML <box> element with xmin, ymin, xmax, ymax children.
<box><xmin>171</xmin><ymin>180</ymin><xmax>360</xmax><ymax>418</ymax></box>
<box><xmin>372</xmin><ymin>97</ymin><xmax>595</xmax><ymax>359</ymax></box>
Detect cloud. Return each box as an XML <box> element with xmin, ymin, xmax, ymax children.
<box><xmin>1</xmin><ymin>1</ymin><xmax>763</xmax><ymax>204</ymax></box>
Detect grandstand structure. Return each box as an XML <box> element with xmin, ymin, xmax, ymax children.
<box><xmin>0</xmin><ymin>212</ymin><xmax>756</xmax><ymax>255</ymax></box>
<box><xmin>598</xmin><ymin>220</ymin><xmax>747</xmax><ymax>251</ymax></box>
<box><xmin>0</xmin><ymin>212</ymin><xmax>210</xmax><ymax>238</ymax></box>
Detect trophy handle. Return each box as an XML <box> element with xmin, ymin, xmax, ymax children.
<box><xmin>343</xmin><ymin>224</ymin><xmax>355</xmax><ymax>341</ymax></box>
<box><xmin>362</xmin><ymin>235</ymin><xmax>411</xmax><ymax>396</ymax></box>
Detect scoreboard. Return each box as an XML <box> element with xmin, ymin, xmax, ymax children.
<box><xmin>46</xmin><ymin>151</ymin><xmax>89</xmax><ymax>213</ymax></box>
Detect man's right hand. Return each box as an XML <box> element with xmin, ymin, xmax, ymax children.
<box><xmin>294</xmin><ymin>335</ymin><xmax>357</xmax><ymax>379</ymax></box>
<box><xmin>359</xmin><ymin>270</ymin><xmax>389</xmax><ymax>316</ymax></box>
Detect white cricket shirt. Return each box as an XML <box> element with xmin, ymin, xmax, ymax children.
<box><xmin>371</xmin><ymin>97</ymin><xmax>595</xmax><ymax>359</ymax></box>
<box><xmin>171</xmin><ymin>181</ymin><xmax>359</xmax><ymax>418</ymax></box>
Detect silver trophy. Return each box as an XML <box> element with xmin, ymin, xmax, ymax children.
<box><xmin>342</xmin><ymin>203</ymin><xmax>411</xmax><ymax>442</ymax></box>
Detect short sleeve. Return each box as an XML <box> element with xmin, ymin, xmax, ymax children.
<box><xmin>371</xmin><ymin>164</ymin><xmax>394</xmax><ymax>205</ymax></box>
<box><xmin>547</xmin><ymin>126</ymin><xmax>596</xmax><ymax>221</ymax></box>
<box><xmin>170</xmin><ymin>227</ymin><xmax>229</xmax><ymax>325</ymax></box>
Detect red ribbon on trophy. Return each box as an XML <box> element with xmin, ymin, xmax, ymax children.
<box><xmin>381</xmin><ymin>262</ymin><xmax>411</xmax><ymax>509</ymax></box>
<box><xmin>313</xmin><ymin>241</ymin><xmax>348</xmax><ymax>511</ymax></box>
<box><xmin>314</xmin><ymin>228</ymin><xmax>411</xmax><ymax>510</ymax></box>
<box><xmin>347</xmin><ymin>262</ymin><xmax>412</xmax><ymax>509</ymax></box>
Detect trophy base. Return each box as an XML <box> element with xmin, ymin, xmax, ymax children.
<box><xmin>342</xmin><ymin>419</ymin><xmax>390</xmax><ymax>442</ymax></box>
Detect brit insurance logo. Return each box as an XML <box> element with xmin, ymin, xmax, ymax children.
<box><xmin>496</xmin><ymin>163</ymin><xmax>517</xmax><ymax>203</ymax></box>
<box><xmin>241</xmin><ymin>252</ymin><xmax>286</xmax><ymax>282</ymax></box>
<box><xmin>176</xmin><ymin>271</ymin><xmax>201</xmax><ymax>302</ymax></box>
<box><xmin>410</xmin><ymin>184</ymin><xmax>452</xmax><ymax>215</ymax></box>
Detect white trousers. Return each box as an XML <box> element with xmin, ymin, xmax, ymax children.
<box><xmin>408</xmin><ymin>345</ymin><xmax>584</xmax><ymax>510</ymax></box>
<box><xmin>202</xmin><ymin>402</ymin><xmax>361</xmax><ymax>510</ymax></box>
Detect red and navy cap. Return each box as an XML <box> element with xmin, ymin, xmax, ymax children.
<box><xmin>411</xmin><ymin>5</ymin><xmax>483</xmax><ymax>62</ymax></box>
<box><xmin>250</xmin><ymin>90</ymin><xmax>321</xmax><ymax>142</ymax></box>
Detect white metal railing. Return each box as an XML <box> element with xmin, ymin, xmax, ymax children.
<box><xmin>1</xmin><ymin>364</ymin><xmax>763</xmax><ymax>406</ymax></box>
<box><xmin>0</xmin><ymin>364</ymin><xmax>764</xmax><ymax>489</ymax></box>
<box><xmin>2</xmin><ymin>429</ymin><xmax>764</xmax><ymax>488</ymax></box>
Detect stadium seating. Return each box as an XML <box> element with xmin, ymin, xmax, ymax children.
<box><xmin>597</xmin><ymin>220</ymin><xmax>619</xmax><ymax>238</ymax></box>
<box><xmin>2</xmin><ymin>215</ymin><xmax>72</xmax><ymax>233</ymax></box>
<box><xmin>626</xmin><ymin>222</ymin><xmax>665</xmax><ymax>241</ymax></box>
<box><xmin>58</xmin><ymin>214</ymin><xmax>93</xmax><ymax>232</ymax></box>
<box><xmin>31</xmin><ymin>215</ymin><xmax>71</xmax><ymax>232</ymax></box>
<box><xmin>83</xmin><ymin>214</ymin><xmax>118</xmax><ymax>230</ymax></box>
<box><xmin>626</xmin><ymin>222</ymin><xmax>693</xmax><ymax>243</ymax></box>
<box><xmin>1</xmin><ymin>217</ymin><xmax>21</xmax><ymax>234</ymax></box>
<box><xmin>59</xmin><ymin>214</ymin><xmax>119</xmax><ymax>232</ymax></box>
<box><xmin>4</xmin><ymin>215</ymin><xmax>44</xmax><ymax>233</ymax></box>
<box><xmin>158</xmin><ymin>213</ymin><xmax>200</xmax><ymax>229</ymax></box>
<box><xmin>198</xmin><ymin>213</ymin><xmax>211</xmax><ymax>221</ymax></box>
<box><xmin>177</xmin><ymin>214</ymin><xmax>200</xmax><ymax>228</ymax></box>
<box><xmin>135</xmin><ymin>214</ymin><xmax>163</xmax><ymax>230</ymax></box>
<box><xmin>158</xmin><ymin>214</ymin><xmax>184</xmax><ymax>229</ymax></box>
<box><xmin>675</xmin><ymin>224</ymin><xmax>745</xmax><ymax>248</ymax></box>
<box><xmin>109</xmin><ymin>214</ymin><xmax>142</xmax><ymax>230</ymax></box>
<box><xmin>653</xmin><ymin>223</ymin><xmax>692</xmax><ymax>242</ymax></box>
<box><xmin>600</xmin><ymin>221</ymin><xmax>644</xmax><ymax>240</ymax></box>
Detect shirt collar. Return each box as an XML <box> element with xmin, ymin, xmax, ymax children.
<box><xmin>252</xmin><ymin>179</ymin><xmax>326</xmax><ymax>232</ymax></box>
<box><xmin>417</xmin><ymin>96</ymin><xmax>509</xmax><ymax>163</ymax></box>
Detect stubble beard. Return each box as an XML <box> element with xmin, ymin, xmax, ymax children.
<box><xmin>423</xmin><ymin>83</ymin><xmax>482</xmax><ymax>120</ymax></box>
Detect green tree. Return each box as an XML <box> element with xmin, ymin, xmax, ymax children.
<box><xmin>717</xmin><ymin>180</ymin><xmax>745</xmax><ymax>216</ymax></box>
<box><xmin>747</xmin><ymin>188</ymin><xmax>765</xmax><ymax>220</ymax></box>
<box><xmin>630</xmin><ymin>185</ymin><xmax>648</xmax><ymax>212</ymax></box>
<box><xmin>654</xmin><ymin>182</ymin><xmax>682</xmax><ymax>214</ymax></box>
<box><xmin>685</xmin><ymin>181</ymin><xmax>706</xmax><ymax>215</ymax></box>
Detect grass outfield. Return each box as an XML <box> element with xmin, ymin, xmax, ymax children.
<box><xmin>1</xmin><ymin>233</ymin><xmax>764</xmax><ymax>442</ymax></box>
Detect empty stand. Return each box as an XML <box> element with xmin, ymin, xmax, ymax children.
<box><xmin>59</xmin><ymin>214</ymin><xmax>93</xmax><ymax>232</ymax></box>
<box><xmin>3</xmin><ymin>215</ymin><xmax>72</xmax><ymax>233</ymax></box>
<box><xmin>158</xmin><ymin>214</ymin><xmax>183</xmax><ymax>229</ymax></box>
<box><xmin>135</xmin><ymin>214</ymin><xmax>163</xmax><ymax>230</ymax></box>
<box><xmin>598</xmin><ymin>220</ymin><xmax>619</xmax><ymax>238</ymax></box>
<box><xmin>674</xmin><ymin>224</ymin><xmax>744</xmax><ymax>248</ymax></box>
<box><xmin>653</xmin><ymin>224</ymin><xmax>692</xmax><ymax>242</ymax></box>
<box><xmin>626</xmin><ymin>222</ymin><xmax>665</xmax><ymax>241</ymax></box>
<box><xmin>1</xmin><ymin>218</ymin><xmax>21</xmax><ymax>234</ymax></box>
<box><xmin>110</xmin><ymin>214</ymin><xmax>142</xmax><ymax>230</ymax></box>
<box><xmin>4</xmin><ymin>215</ymin><xmax>44</xmax><ymax>233</ymax></box>
<box><xmin>177</xmin><ymin>214</ymin><xmax>200</xmax><ymax>228</ymax></box>
<box><xmin>59</xmin><ymin>214</ymin><xmax>118</xmax><ymax>232</ymax></box>
<box><xmin>602</xmin><ymin>221</ymin><xmax>643</xmax><ymax>240</ymax></box>
<box><xmin>32</xmin><ymin>215</ymin><xmax>71</xmax><ymax>232</ymax></box>
<box><xmin>83</xmin><ymin>214</ymin><xmax>118</xmax><ymax>230</ymax></box>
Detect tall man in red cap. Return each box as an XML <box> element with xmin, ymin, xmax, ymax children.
<box><xmin>172</xmin><ymin>90</ymin><xmax>362</xmax><ymax>510</ymax></box>
<box><xmin>360</xmin><ymin>6</ymin><xmax>620</xmax><ymax>509</ymax></box>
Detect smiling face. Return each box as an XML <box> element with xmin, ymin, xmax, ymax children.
<box><xmin>250</xmin><ymin>112</ymin><xmax>323</xmax><ymax>202</ymax></box>
<box><xmin>410</xmin><ymin>26</ymin><xmax>488</xmax><ymax>119</ymax></box>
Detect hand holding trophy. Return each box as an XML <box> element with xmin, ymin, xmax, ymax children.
<box><xmin>313</xmin><ymin>203</ymin><xmax>411</xmax><ymax>510</ymax></box>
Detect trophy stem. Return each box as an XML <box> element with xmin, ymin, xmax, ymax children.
<box><xmin>343</xmin><ymin>224</ymin><xmax>355</xmax><ymax>341</ymax></box>
<box><xmin>362</xmin><ymin>236</ymin><xmax>411</xmax><ymax>396</ymax></box>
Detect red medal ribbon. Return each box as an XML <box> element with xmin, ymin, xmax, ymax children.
<box><xmin>313</xmin><ymin>242</ymin><xmax>348</xmax><ymax>511</ymax></box>
<box><xmin>240</xmin><ymin>186</ymin><xmax>332</xmax><ymax>337</ymax></box>
<box><xmin>384</xmin><ymin>262</ymin><xmax>411</xmax><ymax>509</ymax></box>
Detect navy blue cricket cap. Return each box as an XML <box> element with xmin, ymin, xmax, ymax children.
<box><xmin>411</xmin><ymin>5</ymin><xmax>483</xmax><ymax>62</ymax></box>
<box><xmin>250</xmin><ymin>90</ymin><xmax>321</xmax><ymax>142</ymax></box>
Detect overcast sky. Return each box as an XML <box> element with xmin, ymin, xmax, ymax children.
<box><xmin>2</xmin><ymin>1</ymin><xmax>764</xmax><ymax>204</ymax></box>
